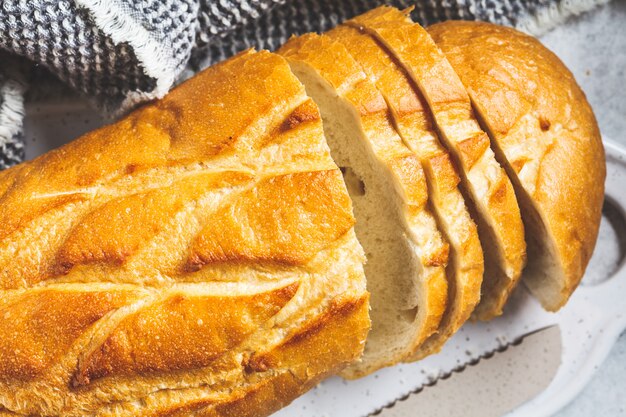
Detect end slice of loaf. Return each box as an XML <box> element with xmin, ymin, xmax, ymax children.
<box><xmin>327</xmin><ymin>25</ymin><xmax>484</xmax><ymax>359</ymax></box>
<box><xmin>279</xmin><ymin>33</ymin><xmax>449</xmax><ymax>377</ymax></box>
<box><xmin>428</xmin><ymin>21</ymin><xmax>606</xmax><ymax>310</ymax></box>
<box><xmin>347</xmin><ymin>7</ymin><xmax>527</xmax><ymax>320</ymax></box>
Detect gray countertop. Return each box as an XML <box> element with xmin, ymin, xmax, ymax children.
<box><xmin>540</xmin><ymin>1</ymin><xmax>626</xmax><ymax>416</ymax></box>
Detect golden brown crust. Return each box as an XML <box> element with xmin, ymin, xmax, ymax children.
<box><xmin>56</xmin><ymin>172</ymin><xmax>253</xmax><ymax>273</ymax></box>
<box><xmin>206</xmin><ymin>298</ymin><xmax>370</xmax><ymax>417</ymax></box>
<box><xmin>0</xmin><ymin>52</ymin><xmax>343</xmax><ymax>291</ymax></box>
<box><xmin>347</xmin><ymin>7</ymin><xmax>526</xmax><ymax>320</ymax></box>
<box><xmin>74</xmin><ymin>282</ymin><xmax>300</xmax><ymax>386</ymax></box>
<box><xmin>0</xmin><ymin>288</ymin><xmax>143</xmax><ymax>382</ymax></box>
<box><xmin>152</xmin><ymin>294</ymin><xmax>369</xmax><ymax>417</ymax></box>
<box><xmin>189</xmin><ymin>170</ymin><xmax>355</xmax><ymax>268</ymax></box>
<box><xmin>0</xmin><ymin>50</ymin><xmax>368</xmax><ymax>416</ymax></box>
<box><xmin>428</xmin><ymin>21</ymin><xmax>605</xmax><ymax>310</ymax></box>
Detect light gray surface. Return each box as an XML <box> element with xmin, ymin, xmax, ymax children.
<box><xmin>540</xmin><ymin>1</ymin><xmax>626</xmax><ymax>416</ymax></box>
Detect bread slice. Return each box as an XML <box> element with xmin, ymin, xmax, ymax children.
<box><xmin>279</xmin><ymin>33</ymin><xmax>449</xmax><ymax>377</ymax></box>
<box><xmin>428</xmin><ymin>21</ymin><xmax>605</xmax><ymax>310</ymax></box>
<box><xmin>327</xmin><ymin>25</ymin><xmax>483</xmax><ymax>359</ymax></box>
<box><xmin>0</xmin><ymin>50</ymin><xmax>370</xmax><ymax>416</ymax></box>
<box><xmin>347</xmin><ymin>7</ymin><xmax>526</xmax><ymax>320</ymax></box>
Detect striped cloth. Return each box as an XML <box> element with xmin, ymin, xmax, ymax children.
<box><xmin>0</xmin><ymin>0</ymin><xmax>609</xmax><ymax>169</ymax></box>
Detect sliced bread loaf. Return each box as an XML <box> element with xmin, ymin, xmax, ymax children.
<box><xmin>279</xmin><ymin>33</ymin><xmax>449</xmax><ymax>377</ymax></box>
<box><xmin>327</xmin><ymin>25</ymin><xmax>484</xmax><ymax>359</ymax></box>
<box><xmin>346</xmin><ymin>7</ymin><xmax>527</xmax><ymax>320</ymax></box>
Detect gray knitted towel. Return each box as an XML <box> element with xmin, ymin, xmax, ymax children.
<box><xmin>0</xmin><ymin>0</ymin><xmax>609</xmax><ymax>169</ymax></box>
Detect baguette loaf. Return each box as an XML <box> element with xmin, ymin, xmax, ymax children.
<box><xmin>278</xmin><ymin>33</ymin><xmax>449</xmax><ymax>378</ymax></box>
<box><xmin>326</xmin><ymin>25</ymin><xmax>484</xmax><ymax>359</ymax></box>
<box><xmin>428</xmin><ymin>21</ymin><xmax>605</xmax><ymax>310</ymax></box>
<box><xmin>0</xmin><ymin>50</ymin><xmax>370</xmax><ymax>416</ymax></box>
<box><xmin>346</xmin><ymin>7</ymin><xmax>527</xmax><ymax>320</ymax></box>
<box><xmin>0</xmin><ymin>7</ymin><xmax>606</xmax><ymax>416</ymax></box>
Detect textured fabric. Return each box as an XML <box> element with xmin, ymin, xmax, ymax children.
<box><xmin>196</xmin><ymin>0</ymin><xmax>610</xmax><ymax>66</ymax></box>
<box><xmin>0</xmin><ymin>0</ymin><xmax>610</xmax><ymax>168</ymax></box>
<box><xmin>0</xmin><ymin>53</ymin><xmax>27</xmax><ymax>170</ymax></box>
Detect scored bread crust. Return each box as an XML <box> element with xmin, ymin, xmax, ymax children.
<box><xmin>428</xmin><ymin>21</ymin><xmax>606</xmax><ymax>310</ymax></box>
<box><xmin>279</xmin><ymin>33</ymin><xmax>449</xmax><ymax>377</ymax></box>
<box><xmin>146</xmin><ymin>294</ymin><xmax>369</xmax><ymax>417</ymax></box>
<box><xmin>347</xmin><ymin>7</ymin><xmax>527</xmax><ymax>320</ymax></box>
<box><xmin>326</xmin><ymin>25</ymin><xmax>484</xmax><ymax>359</ymax></box>
<box><xmin>0</xmin><ymin>50</ymin><xmax>370</xmax><ymax>416</ymax></box>
<box><xmin>0</xmin><ymin>293</ymin><xmax>369</xmax><ymax>417</ymax></box>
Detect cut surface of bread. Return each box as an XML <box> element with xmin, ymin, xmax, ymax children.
<box><xmin>347</xmin><ymin>7</ymin><xmax>526</xmax><ymax>320</ymax></box>
<box><xmin>428</xmin><ymin>21</ymin><xmax>606</xmax><ymax>310</ymax></box>
<box><xmin>279</xmin><ymin>33</ymin><xmax>449</xmax><ymax>377</ymax></box>
<box><xmin>327</xmin><ymin>25</ymin><xmax>483</xmax><ymax>359</ymax></box>
<box><xmin>0</xmin><ymin>50</ymin><xmax>370</xmax><ymax>417</ymax></box>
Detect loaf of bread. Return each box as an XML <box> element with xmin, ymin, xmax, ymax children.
<box><xmin>0</xmin><ymin>6</ymin><xmax>605</xmax><ymax>416</ymax></box>
<box><xmin>0</xmin><ymin>50</ymin><xmax>370</xmax><ymax>416</ymax></box>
